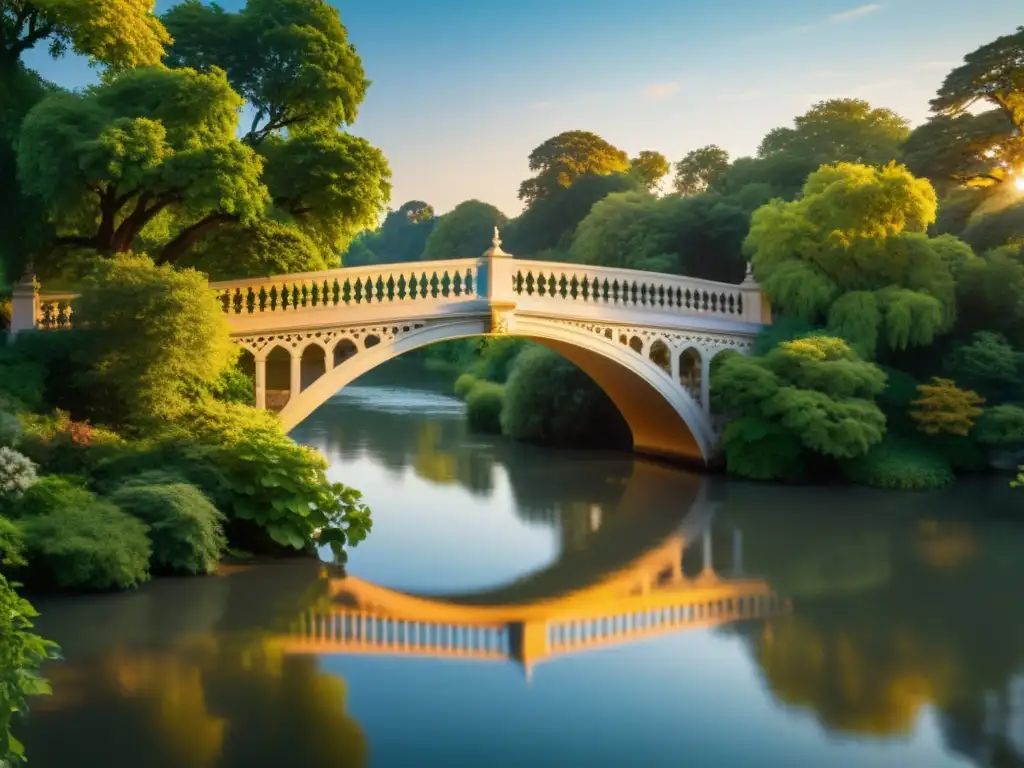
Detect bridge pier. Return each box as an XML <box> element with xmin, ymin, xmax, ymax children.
<box><xmin>254</xmin><ymin>356</ymin><xmax>267</xmax><ymax>410</ymax></box>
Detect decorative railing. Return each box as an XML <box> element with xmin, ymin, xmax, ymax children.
<box><xmin>209</xmin><ymin>260</ymin><xmax>479</xmax><ymax>316</ymax></box>
<box><xmin>37</xmin><ymin>292</ymin><xmax>77</xmax><ymax>330</ymax></box>
<box><xmin>494</xmin><ymin>258</ymin><xmax>759</xmax><ymax>323</ymax></box>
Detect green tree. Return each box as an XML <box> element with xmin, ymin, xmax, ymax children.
<box><xmin>422</xmin><ymin>200</ymin><xmax>507</xmax><ymax>260</ymax></box>
<box><xmin>716</xmin><ymin>99</ymin><xmax>909</xmax><ymax>201</ymax></box>
<box><xmin>746</xmin><ymin>162</ymin><xmax>956</xmax><ymax>357</ymax></box>
<box><xmin>0</xmin><ymin>0</ymin><xmax>169</xmax><ymax>74</ymax></box>
<box><xmin>673</xmin><ymin>145</ymin><xmax>729</xmax><ymax>196</ymax></box>
<box><xmin>902</xmin><ymin>111</ymin><xmax>1018</xmax><ymax>192</ymax></box>
<box><xmin>518</xmin><ymin>130</ymin><xmax>630</xmax><ymax>205</ymax></box>
<box><xmin>927</xmin><ymin>25</ymin><xmax>1024</xmax><ymax>190</ymax></box>
<box><xmin>17</xmin><ymin>66</ymin><xmax>269</xmax><ymax>273</ymax></box>
<box><xmin>162</xmin><ymin>0</ymin><xmax>367</xmax><ymax>143</ymax></box>
<box><xmin>504</xmin><ymin>172</ymin><xmax>641</xmax><ymax>257</ymax></box>
<box><xmin>954</xmin><ymin>247</ymin><xmax>1024</xmax><ymax>344</ymax></box>
<box><xmin>71</xmin><ymin>255</ymin><xmax>237</xmax><ymax>427</ymax></box>
<box><xmin>255</xmin><ymin>130</ymin><xmax>391</xmax><ymax>256</ymax></box>
<box><xmin>161</xmin><ymin>0</ymin><xmax>390</xmax><ymax>259</ymax></box>
<box><xmin>758</xmin><ymin>99</ymin><xmax>909</xmax><ymax>166</ymax></box>
<box><xmin>179</xmin><ymin>219</ymin><xmax>329</xmax><ymax>280</ymax></box>
<box><xmin>629</xmin><ymin>150</ymin><xmax>670</xmax><ymax>191</ymax></box>
<box><xmin>943</xmin><ymin>331</ymin><xmax>1023</xmax><ymax>402</ymax></box>
<box><xmin>568</xmin><ymin>191</ymin><xmax>676</xmax><ymax>271</ymax></box>
<box><xmin>711</xmin><ymin>335</ymin><xmax>887</xmax><ymax>480</ymax></box>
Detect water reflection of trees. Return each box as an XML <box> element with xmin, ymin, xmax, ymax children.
<box><xmin>721</xmin><ymin>480</ymin><xmax>1024</xmax><ymax>764</ymax></box>
<box><xmin>23</xmin><ymin>563</ymin><xmax>367</xmax><ymax>768</ymax></box>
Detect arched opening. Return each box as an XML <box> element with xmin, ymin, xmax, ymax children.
<box><xmin>237</xmin><ymin>348</ymin><xmax>255</xmax><ymax>378</ymax></box>
<box><xmin>364</xmin><ymin>334</ymin><xmax>380</xmax><ymax>349</ymax></box>
<box><xmin>648</xmin><ymin>340</ymin><xmax>670</xmax><ymax>375</ymax></box>
<box><xmin>334</xmin><ymin>338</ymin><xmax>358</xmax><ymax>367</ymax></box>
<box><xmin>301</xmin><ymin>344</ymin><xmax>326</xmax><ymax>391</ymax></box>
<box><xmin>628</xmin><ymin>336</ymin><xmax>643</xmax><ymax>354</ymax></box>
<box><xmin>265</xmin><ymin>346</ymin><xmax>292</xmax><ymax>411</ymax></box>
<box><xmin>679</xmin><ymin>347</ymin><xmax>702</xmax><ymax>404</ymax></box>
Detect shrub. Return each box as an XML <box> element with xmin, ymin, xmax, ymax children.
<box><xmin>465</xmin><ymin>382</ymin><xmax>504</xmax><ymax>434</ymax></box>
<box><xmin>453</xmin><ymin>373</ymin><xmax>477</xmax><ymax>400</ymax></box>
<box><xmin>111</xmin><ymin>482</ymin><xmax>227</xmax><ymax>575</ymax></box>
<box><xmin>205</xmin><ymin>365</ymin><xmax>255</xmax><ymax>406</ymax></box>
<box><xmin>72</xmin><ymin>255</ymin><xmax>236</xmax><ymax>427</ymax></box>
<box><xmin>170</xmin><ymin>400</ymin><xmax>372</xmax><ymax>554</ymax></box>
<box><xmin>501</xmin><ymin>346</ymin><xmax>631</xmax><ymax>449</ymax></box>
<box><xmin>843</xmin><ymin>436</ymin><xmax>954</xmax><ymax>491</ymax></box>
<box><xmin>2</xmin><ymin>329</ymin><xmax>95</xmax><ymax>417</ymax></box>
<box><xmin>17</xmin><ymin>411</ymin><xmax>126</xmax><ymax>477</ymax></box>
<box><xmin>17</xmin><ymin>477</ymin><xmax>151</xmax><ymax>591</ymax></box>
<box><xmin>0</xmin><ymin>448</ymin><xmax>36</xmax><ymax>500</ymax></box>
<box><xmin>469</xmin><ymin>337</ymin><xmax>528</xmax><ymax>383</ymax></box>
<box><xmin>0</xmin><ymin>412</ymin><xmax>21</xmax><ymax>448</ymax></box>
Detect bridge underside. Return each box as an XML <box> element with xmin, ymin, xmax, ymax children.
<box><xmin>534</xmin><ymin>337</ymin><xmax>703</xmax><ymax>463</ymax></box>
<box><xmin>232</xmin><ymin>313</ymin><xmax>733</xmax><ymax>465</ymax></box>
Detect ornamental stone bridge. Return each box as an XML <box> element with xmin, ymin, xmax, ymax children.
<box><xmin>12</xmin><ymin>229</ymin><xmax>770</xmax><ymax>463</ymax></box>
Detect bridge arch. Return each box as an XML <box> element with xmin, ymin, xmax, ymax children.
<box><xmin>239</xmin><ymin>316</ymin><xmax>722</xmax><ymax>464</ymax></box>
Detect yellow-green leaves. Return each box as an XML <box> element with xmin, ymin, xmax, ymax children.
<box><xmin>746</xmin><ymin>162</ymin><xmax>959</xmax><ymax>357</ymax></box>
<box><xmin>518</xmin><ymin>131</ymin><xmax>630</xmax><ymax>205</ymax></box>
<box><xmin>3</xmin><ymin>0</ymin><xmax>169</xmax><ymax>73</ymax></box>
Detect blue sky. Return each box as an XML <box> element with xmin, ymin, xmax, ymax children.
<box><xmin>23</xmin><ymin>0</ymin><xmax>1024</xmax><ymax>219</ymax></box>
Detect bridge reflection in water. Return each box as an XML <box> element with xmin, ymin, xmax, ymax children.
<box><xmin>272</xmin><ymin>475</ymin><xmax>791</xmax><ymax>676</ymax></box>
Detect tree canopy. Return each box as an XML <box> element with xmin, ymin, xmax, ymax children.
<box><xmin>673</xmin><ymin>145</ymin><xmax>729</xmax><ymax>196</ymax></box>
<box><xmin>0</xmin><ymin>0</ymin><xmax>169</xmax><ymax>74</ymax></box>
<box><xmin>518</xmin><ymin>130</ymin><xmax>630</xmax><ymax>206</ymax></box>
<box><xmin>629</xmin><ymin>150</ymin><xmax>670</xmax><ymax>191</ymax></box>
<box><xmin>907</xmin><ymin>26</ymin><xmax>1024</xmax><ymax>191</ymax></box>
<box><xmin>162</xmin><ymin>0</ymin><xmax>368</xmax><ymax>143</ymax></box>
<box><xmin>422</xmin><ymin>200</ymin><xmax>507</xmax><ymax>260</ymax></box>
<box><xmin>746</xmin><ymin>162</ymin><xmax>958</xmax><ymax>357</ymax></box>
<box><xmin>17</xmin><ymin>65</ymin><xmax>269</xmax><ymax>273</ymax></box>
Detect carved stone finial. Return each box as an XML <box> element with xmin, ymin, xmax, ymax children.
<box><xmin>742</xmin><ymin>261</ymin><xmax>756</xmax><ymax>284</ymax></box>
<box><xmin>483</xmin><ymin>226</ymin><xmax>509</xmax><ymax>257</ymax></box>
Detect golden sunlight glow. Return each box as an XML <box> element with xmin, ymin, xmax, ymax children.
<box><xmin>1015</xmin><ymin>175</ymin><xmax>1024</xmax><ymax>192</ymax></box>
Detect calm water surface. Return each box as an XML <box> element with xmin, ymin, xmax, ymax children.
<box><xmin>19</xmin><ymin>361</ymin><xmax>1024</xmax><ymax>767</ymax></box>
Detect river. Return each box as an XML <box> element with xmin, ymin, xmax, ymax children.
<box><xmin>16</xmin><ymin>360</ymin><xmax>1024</xmax><ymax>767</ymax></box>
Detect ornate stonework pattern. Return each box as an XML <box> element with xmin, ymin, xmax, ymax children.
<box><xmin>542</xmin><ymin>318</ymin><xmax>755</xmax><ymax>358</ymax></box>
<box><xmin>233</xmin><ymin>322</ymin><xmax>428</xmax><ymax>357</ymax></box>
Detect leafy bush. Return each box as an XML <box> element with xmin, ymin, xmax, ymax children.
<box><xmin>0</xmin><ymin>515</ymin><xmax>24</xmax><ymax>567</ymax></box>
<box><xmin>0</xmin><ymin>412</ymin><xmax>21</xmax><ymax>448</ymax></box>
<box><xmin>453</xmin><ymin>373</ymin><xmax>477</xmax><ymax>400</ymax></box>
<box><xmin>1</xmin><ymin>329</ymin><xmax>95</xmax><ymax>417</ymax></box>
<box><xmin>205</xmin><ymin>365</ymin><xmax>256</xmax><ymax>406</ymax></box>
<box><xmin>843</xmin><ymin>436</ymin><xmax>954</xmax><ymax>491</ymax></box>
<box><xmin>0</xmin><ymin>448</ymin><xmax>36</xmax><ymax>500</ymax></box>
<box><xmin>71</xmin><ymin>255</ymin><xmax>236</xmax><ymax>427</ymax></box>
<box><xmin>501</xmin><ymin>346</ymin><xmax>631</xmax><ymax>449</ymax></box>
<box><xmin>465</xmin><ymin>382</ymin><xmax>504</xmax><ymax>434</ymax></box>
<box><xmin>111</xmin><ymin>482</ymin><xmax>227</xmax><ymax>575</ymax></box>
<box><xmin>168</xmin><ymin>400</ymin><xmax>372</xmax><ymax>553</ymax></box>
<box><xmin>469</xmin><ymin>337</ymin><xmax>528</xmax><ymax>383</ymax></box>
<box><xmin>712</xmin><ymin>335</ymin><xmax>887</xmax><ymax>480</ymax></box>
<box><xmin>0</xmin><ymin>573</ymin><xmax>60</xmax><ymax>766</ymax></box>
<box><xmin>17</xmin><ymin>411</ymin><xmax>126</xmax><ymax>477</ymax></box>
<box><xmin>17</xmin><ymin>477</ymin><xmax>151</xmax><ymax>591</ymax></box>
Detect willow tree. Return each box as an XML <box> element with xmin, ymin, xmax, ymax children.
<box><xmin>711</xmin><ymin>335</ymin><xmax>887</xmax><ymax>480</ymax></box>
<box><xmin>746</xmin><ymin>162</ymin><xmax>959</xmax><ymax>357</ymax></box>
